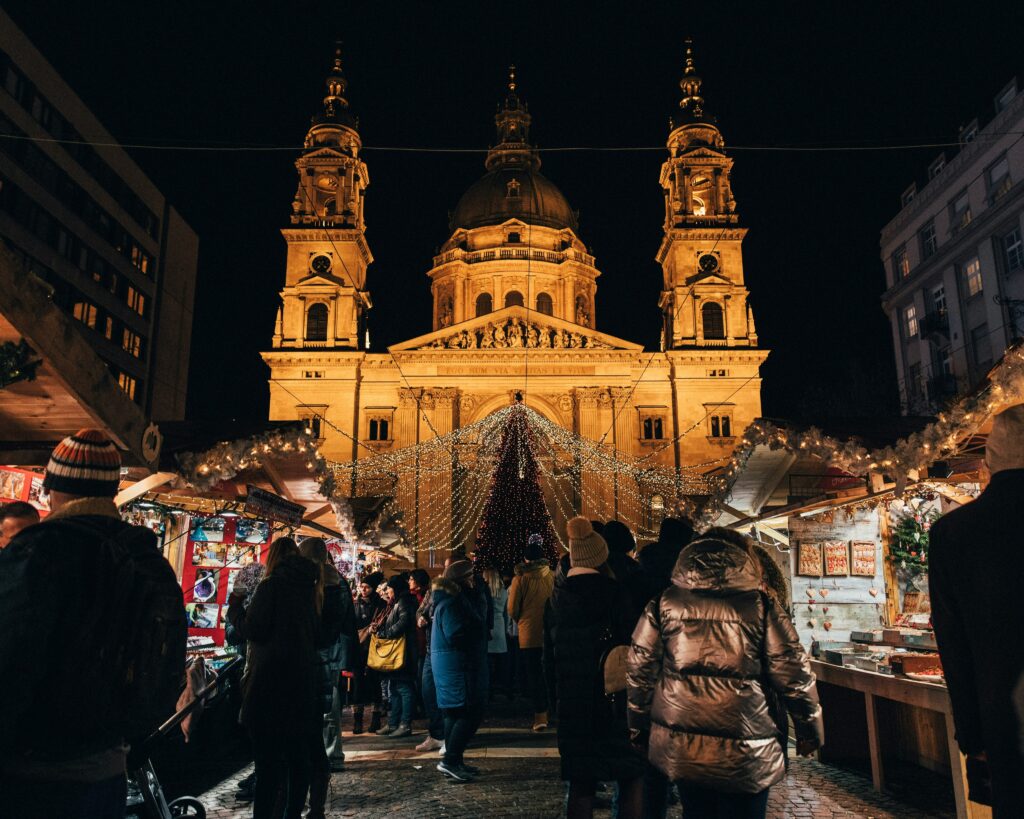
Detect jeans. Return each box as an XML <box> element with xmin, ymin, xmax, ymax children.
<box><xmin>676</xmin><ymin>783</ymin><xmax>769</xmax><ymax>819</ymax></box>
<box><xmin>252</xmin><ymin>728</ymin><xmax>311</xmax><ymax>819</ymax></box>
<box><xmin>307</xmin><ymin>724</ymin><xmax>330</xmax><ymax>818</ymax></box>
<box><xmin>442</xmin><ymin>703</ymin><xmax>484</xmax><ymax>766</ymax></box>
<box><xmin>421</xmin><ymin>652</ymin><xmax>445</xmax><ymax>740</ymax></box>
<box><xmin>0</xmin><ymin>772</ymin><xmax>127</xmax><ymax>819</ymax></box>
<box><xmin>521</xmin><ymin>646</ymin><xmax>548</xmax><ymax>712</ymax></box>
<box><xmin>386</xmin><ymin>674</ymin><xmax>415</xmax><ymax>728</ymax></box>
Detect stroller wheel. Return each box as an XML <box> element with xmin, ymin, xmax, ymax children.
<box><xmin>168</xmin><ymin>796</ymin><xmax>206</xmax><ymax>818</ymax></box>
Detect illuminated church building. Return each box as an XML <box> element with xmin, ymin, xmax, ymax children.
<box><xmin>263</xmin><ymin>46</ymin><xmax>768</xmax><ymax>554</ymax></box>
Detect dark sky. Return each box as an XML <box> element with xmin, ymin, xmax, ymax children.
<box><xmin>6</xmin><ymin>1</ymin><xmax>1023</xmax><ymax>422</ymax></box>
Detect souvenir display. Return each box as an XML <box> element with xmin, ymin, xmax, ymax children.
<box><xmin>824</xmin><ymin>541</ymin><xmax>850</xmax><ymax>576</ymax></box>
<box><xmin>850</xmin><ymin>541</ymin><xmax>877</xmax><ymax>577</ymax></box>
<box><xmin>797</xmin><ymin>541</ymin><xmax>823</xmax><ymax>576</ymax></box>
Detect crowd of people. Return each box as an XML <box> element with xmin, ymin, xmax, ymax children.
<box><xmin>1</xmin><ymin>411</ymin><xmax>1023</xmax><ymax>818</ymax></box>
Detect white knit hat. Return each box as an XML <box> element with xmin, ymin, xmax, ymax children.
<box><xmin>566</xmin><ymin>517</ymin><xmax>609</xmax><ymax>569</ymax></box>
<box><xmin>986</xmin><ymin>404</ymin><xmax>1024</xmax><ymax>474</ymax></box>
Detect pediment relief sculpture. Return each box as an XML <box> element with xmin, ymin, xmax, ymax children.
<box><xmin>419</xmin><ymin>315</ymin><xmax>611</xmax><ymax>350</ymax></box>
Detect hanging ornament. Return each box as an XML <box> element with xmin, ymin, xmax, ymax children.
<box><xmin>823</xmin><ymin>620</ymin><xmax>833</xmax><ymax>631</ymax></box>
<box><xmin>805</xmin><ymin>588</ymin><xmax>816</xmax><ymax>599</ymax></box>
<box><xmin>868</xmin><ymin>587</ymin><xmax>879</xmax><ymax>597</ymax></box>
<box><xmin>819</xmin><ymin>589</ymin><xmax>829</xmax><ymax>598</ymax></box>
<box><xmin>807</xmin><ymin>619</ymin><xmax>817</xmax><ymax>628</ymax></box>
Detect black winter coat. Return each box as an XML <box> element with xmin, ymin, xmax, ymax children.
<box><xmin>354</xmin><ymin>591</ymin><xmax>385</xmax><ymax>666</ymax></box>
<box><xmin>0</xmin><ymin>506</ymin><xmax>186</xmax><ymax>764</ymax></box>
<box><xmin>547</xmin><ymin>570</ymin><xmax>645</xmax><ymax>782</ymax></box>
<box><xmin>376</xmin><ymin>591</ymin><xmax>419</xmax><ymax>676</ymax></box>
<box><xmin>227</xmin><ymin>553</ymin><xmax>320</xmax><ymax>735</ymax></box>
<box><xmin>637</xmin><ymin>539</ymin><xmax>684</xmax><ymax>603</ymax></box>
<box><xmin>930</xmin><ymin>469</ymin><xmax>1024</xmax><ymax>818</ymax></box>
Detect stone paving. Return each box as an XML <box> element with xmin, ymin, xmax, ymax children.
<box><xmin>197</xmin><ymin>722</ymin><xmax>956</xmax><ymax>818</ymax></box>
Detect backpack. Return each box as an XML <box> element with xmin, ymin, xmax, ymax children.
<box><xmin>56</xmin><ymin>519</ymin><xmax>187</xmax><ymax>746</ymax></box>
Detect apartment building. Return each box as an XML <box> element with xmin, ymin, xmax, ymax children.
<box><xmin>0</xmin><ymin>9</ymin><xmax>197</xmax><ymax>420</ymax></box>
<box><xmin>880</xmin><ymin>77</ymin><xmax>1023</xmax><ymax>414</ymax></box>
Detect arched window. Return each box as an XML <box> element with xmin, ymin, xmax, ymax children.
<box><xmin>323</xmin><ymin>198</ymin><xmax>337</xmax><ymax>216</ymax></box>
<box><xmin>306</xmin><ymin>303</ymin><xmax>328</xmax><ymax>341</ymax></box>
<box><xmin>476</xmin><ymin>292</ymin><xmax>493</xmax><ymax>316</ymax></box>
<box><xmin>535</xmin><ymin>292</ymin><xmax>553</xmax><ymax>315</ymax></box>
<box><xmin>504</xmin><ymin>290</ymin><xmax>524</xmax><ymax>308</ymax></box>
<box><xmin>701</xmin><ymin>301</ymin><xmax>725</xmax><ymax>339</ymax></box>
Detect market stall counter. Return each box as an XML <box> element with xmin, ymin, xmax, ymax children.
<box><xmin>811</xmin><ymin>659</ymin><xmax>990</xmax><ymax>819</ymax></box>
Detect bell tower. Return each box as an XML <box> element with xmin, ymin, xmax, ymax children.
<box><xmin>657</xmin><ymin>40</ymin><xmax>757</xmax><ymax>350</ymax></box>
<box><xmin>273</xmin><ymin>44</ymin><xmax>373</xmax><ymax>351</ymax></box>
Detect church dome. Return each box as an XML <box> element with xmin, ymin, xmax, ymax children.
<box><xmin>450</xmin><ymin>166</ymin><xmax>577</xmax><ymax>232</ymax></box>
<box><xmin>450</xmin><ymin>68</ymin><xmax>579</xmax><ymax>234</ymax></box>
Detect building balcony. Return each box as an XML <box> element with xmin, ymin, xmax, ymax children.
<box><xmin>927</xmin><ymin>373</ymin><xmax>958</xmax><ymax>402</ymax></box>
<box><xmin>918</xmin><ymin>309</ymin><xmax>950</xmax><ymax>341</ymax></box>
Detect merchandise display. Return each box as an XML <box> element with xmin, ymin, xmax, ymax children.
<box><xmin>181</xmin><ymin>515</ymin><xmax>272</xmax><ymax>645</ymax></box>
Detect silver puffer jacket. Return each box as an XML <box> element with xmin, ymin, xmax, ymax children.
<box><xmin>626</xmin><ymin>528</ymin><xmax>823</xmax><ymax>793</ymax></box>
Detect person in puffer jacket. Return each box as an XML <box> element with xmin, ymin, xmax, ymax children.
<box><xmin>626</xmin><ymin>528</ymin><xmax>823</xmax><ymax>818</ymax></box>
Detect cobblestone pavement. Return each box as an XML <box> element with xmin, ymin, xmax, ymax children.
<box><xmin>197</xmin><ymin>718</ymin><xmax>955</xmax><ymax>819</ymax></box>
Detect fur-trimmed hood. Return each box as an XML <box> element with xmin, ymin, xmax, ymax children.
<box><xmin>514</xmin><ymin>559</ymin><xmax>550</xmax><ymax>577</ymax></box>
<box><xmin>431</xmin><ymin>576</ymin><xmax>461</xmax><ymax>597</ymax></box>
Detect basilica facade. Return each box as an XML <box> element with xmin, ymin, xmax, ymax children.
<box><xmin>262</xmin><ymin>45</ymin><xmax>768</xmax><ymax>558</ymax></box>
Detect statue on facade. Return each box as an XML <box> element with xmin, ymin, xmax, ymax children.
<box><xmin>493</xmin><ymin>321</ymin><xmax>507</xmax><ymax>347</ymax></box>
<box><xmin>438</xmin><ymin>296</ymin><xmax>453</xmax><ymax>329</ymax></box>
<box><xmin>507</xmin><ymin>319</ymin><xmax>524</xmax><ymax>348</ymax></box>
<box><xmin>537</xmin><ymin>326</ymin><xmax>551</xmax><ymax>348</ymax></box>
<box><xmin>460</xmin><ymin>329</ymin><xmax>476</xmax><ymax>349</ymax></box>
<box><xmin>569</xmin><ymin>332</ymin><xmax>583</xmax><ymax>348</ymax></box>
<box><xmin>526</xmin><ymin>323</ymin><xmax>540</xmax><ymax>348</ymax></box>
<box><xmin>575</xmin><ymin>294</ymin><xmax>590</xmax><ymax>327</ymax></box>
<box><xmin>479</xmin><ymin>323</ymin><xmax>495</xmax><ymax>348</ymax></box>
<box><xmin>553</xmin><ymin>328</ymin><xmax>566</xmax><ymax>348</ymax></box>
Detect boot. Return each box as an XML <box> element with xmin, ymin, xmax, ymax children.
<box><xmin>368</xmin><ymin>709</ymin><xmax>382</xmax><ymax>734</ymax></box>
<box><xmin>532</xmin><ymin>711</ymin><xmax>549</xmax><ymax>732</ymax></box>
<box><xmin>352</xmin><ymin>706</ymin><xmax>365</xmax><ymax>735</ymax></box>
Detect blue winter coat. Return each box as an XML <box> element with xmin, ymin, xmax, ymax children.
<box><xmin>430</xmin><ymin>578</ymin><xmax>488</xmax><ymax>709</ymax></box>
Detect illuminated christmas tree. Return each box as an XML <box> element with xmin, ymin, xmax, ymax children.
<box><xmin>474</xmin><ymin>404</ymin><xmax>558</xmax><ymax>574</ymax></box>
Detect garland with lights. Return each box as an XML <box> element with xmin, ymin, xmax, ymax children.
<box><xmin>474</xmin><ymin>404</ymin><xmax>559</xmax><ymax>573</ymax></box>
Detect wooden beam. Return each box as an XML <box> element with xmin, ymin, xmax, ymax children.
<box><xmin>114</xmin><ymin>472</ymin><xmax>177</xmax><ymax>507</ymax></box>
<box><xmin>261</xmin><ymin>458</ymin><xmax>296</xmax><ymax>501</ymax></box>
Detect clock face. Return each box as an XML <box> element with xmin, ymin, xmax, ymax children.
<box><xmin>698</xmin><ymin>253</ymin><xmax>719</xmax><ymax>273</ymax></box>
<box><xmin>311</xmin><ymin>255</ymin><xmax>332</xmax><ymax>275</ymax></box>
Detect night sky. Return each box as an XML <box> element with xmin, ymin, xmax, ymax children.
<box><xmin>6</xmin><ymin>2</ymin><xmax>1023</xmax><ymax>423</ymax></box>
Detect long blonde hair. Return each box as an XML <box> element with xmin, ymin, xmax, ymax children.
<box><xmin>483</xmin><ymin>568</ymin><xmax>504</xmax><ymax>598</ymax></box>
<box><xmin>264</xmin><ymin>536</ymin><xmax>297</xmax><ymax>579</ymax></box>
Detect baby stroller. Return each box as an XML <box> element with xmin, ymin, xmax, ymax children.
<box><xmin>126</xmin><ymin>656</ymin><xmax>243</xmax><ymax>819</ymax></box>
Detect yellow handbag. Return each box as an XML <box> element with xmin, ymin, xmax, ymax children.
<box><xmin>367</xmin><ymin>633</ymin><xmax>406</xmax><ymax>673</ymax></box>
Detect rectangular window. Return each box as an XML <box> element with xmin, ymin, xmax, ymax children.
<box><xmin>122</xmin><ymin>329</ymin><xmax>141</xmax><ymax>358</ymax></box>
<box><xmin>303</xmin><ymin>370</ymin><xmax>325</xmax><ymax>379</ymax></box>
<box><xmin>960</xmin><ymin>121</ymin><xmax>978</xmax><ymax>144</ymax></box>
<box><xmin>1005</xmin><ymin>228</ymin><xmax>1024</xmax><ymax>271</ymax></box>
<box><xmin>987</xmin><ymin>155</ymin><xmax>1011</xmax><ymax>202</ymax></box>
<box><xmin>907</xmin><ymin>362</ymin><xmax>922</xmax><ymax>400</ymax></box>
<box><xmin>103</xmin><ymin>316</ymin><xmax>114</xmax><ymax>340</ymax></box>
<box><xmin>938</xmin><ymin>347</ymin><xmax>953</xmax><ymax>376</ymax></box>
<box><xmin>971</xmin><ymin>324</ymin><xmax>993</xmax><ymax>370</ymax></box>
<box><xmin>928</xmin><ymin>155</ymin><xmax>946</xmax><ymax>180</ymax></box>
<box><xmin>709</xmin><ymin>414</ymin><xmax>732</xmax><ymax>438</ymax></box>
<box><xmin>126</xmin><ymin>286</ymin><xmax>146</xmax><ymax>316</ymax></box>
<box><xmin>72</xmin><ymin>300</ymin><xmax>97</xmax><ymax>329</ymax></box>
<box><xmin>919</xmin><ymin>220</ymin><xmax>937</xmax><ymax>259</ymax></box>
<box><xmin>995</xmin><ymin>80</ymin><xmax>1017</xmax><ymax>113</ymax></box>
<box><xmin>117</xmin><ymin>372</ymin><xmax>137</xmax><ymax>400</ymax></box>
<box><xmin>641</xmin><ymin>416</ymin><xmax>665</xmax><ymax>440</ymax></box>
<box><xmin>893</xmin><ymin>246</ymin><xmax>910</xmax><ymax>279</ymax></box>
<box><xmin>931</xmin><ymin>284</ymin><xmax>946</xmax><ymax>314</ymax></box>
<box><xmin>368</xmin><ymin>417</ymin><xmax>391</xmax><ymax>441</ymax></box>
<box><xmin>950</xmin><ymin>190</ymin><xmax>971</xmax><ymax>233</ymax></box>
<box><xmin>964</xmin><ymin>256</ymin><xmax>983</xmax><ymax>297</ymax></box>
<box><xmin>900</xmin><ymin>185</ymin><xmax>916</xmax><ymax>208</ymax></box>
<box><xmin>904</xmin><ymin>305</ymin><xmax>919</xmax><ymax>339</ymax></box>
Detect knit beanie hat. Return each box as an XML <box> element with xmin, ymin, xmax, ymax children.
<box><xmin>986</xmin><ymin>404</ymin><xmax>1024</xmax><ymax>474</ymax></box>
<box><xmin>444</xmin><ymin>559</ymin><xmax>474</xmax><ymax>582</ymax></box>
<box><xmin>524</xmin><ymin>533</ymin><xmax>545</xmax><ymax>561</ymax></box>
<box><xmin>43</xmin><ymin>428</ymin><xmax>121</xmax><ymax>497</ymax></box>
<box><xmin>386</xmin><ymin>574</ymin><xmax>409</xmax><ymax>595</ymax></box>
<box><xmin>566</xmin><ymin>516</ymin><xmax>609</xmax><ymax>569</ymax></box>
<box><xmin>362</xmin><ymin>571</ymin><xmax>384</xmax><ymax>590</ymax></box>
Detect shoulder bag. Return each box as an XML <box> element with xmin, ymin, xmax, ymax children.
<box><xmin>367</xmin><ymin>633</ymin><xmax>406</xmax><ymax>673</ymax></box>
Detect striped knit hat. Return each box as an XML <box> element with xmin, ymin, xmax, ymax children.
<box><xmin>43</xmin><ymin>428</ymin><xmax>121</xmax><ymax>497</ymax></box>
